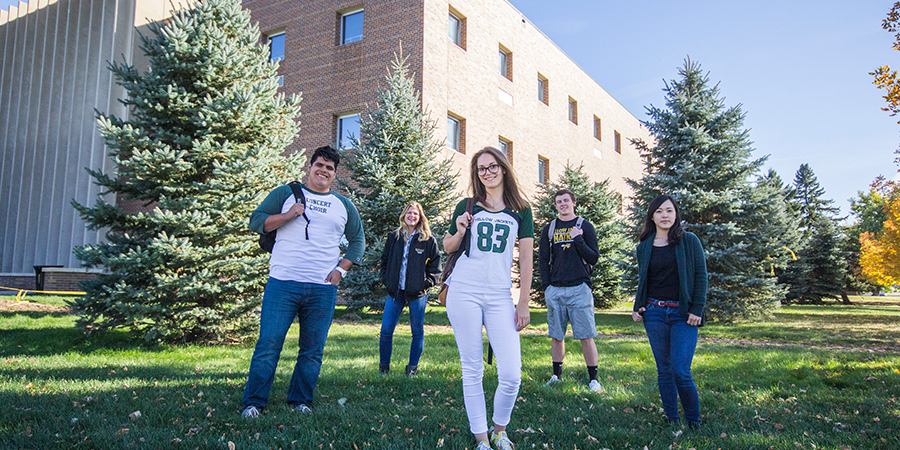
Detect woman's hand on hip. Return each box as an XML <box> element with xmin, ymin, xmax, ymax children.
<box><xmin>631</xmin><ymin>308</ymin><xmax>645</xmax><ymax>322</ymax></box>
<box><xmin>687</xmin><ymin>313</ymin><xmax>702</xmax><ymax>326</ymax></box>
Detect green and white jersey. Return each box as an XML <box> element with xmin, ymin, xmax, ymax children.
<box><xmin>447</xmin><ymin>199</ymin><xmax>534</xmax><ymax>290</ymax></box>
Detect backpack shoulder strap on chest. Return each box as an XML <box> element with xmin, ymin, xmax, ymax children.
<box><xmin>288</xmin><ymin>181</ymin><xmax>310</xmax><ymax>240</ymax></box>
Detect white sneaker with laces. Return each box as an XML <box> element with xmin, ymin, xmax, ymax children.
<box><xmin>544</xmin><ymin>375</ymin><xmax>560</xmax><ymax>386</ymax></box>
<box><xmin>241</xmin><ymin>405</ymin><xmax>260</xmax><ymax>418</ymax></box>
<box><xmin>491</xmin><ymin>430</ymin><xmax>515</xmax><ymax>450</ymax></box>
<box><xmin>293</xmin><ymin>403</ymin><xmax>312</xmax><ymax>414</ymax></box>
<box><xmin>589</xmin><ymin>379</ymin><xmax>604</xmax><ymax>393</ymax></box>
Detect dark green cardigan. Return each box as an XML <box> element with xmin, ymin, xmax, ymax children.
<box><xmin>633</xmin><ymin>231</ymin><xmax>708</xmax><ymax>319</ymax></box>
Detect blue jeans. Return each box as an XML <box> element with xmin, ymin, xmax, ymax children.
<box><xmin>242</xmin><ymin>278</ymin><xmax>337</xmax><ymax>408</ymax></box>
<box><xmin>379</xmin><ymin>290</ymin><xmax>427</xmax><ymax>368</ymax></box>
<box><xmin>643</xmin><ymin>302</ymin><xmax>701</xmax><ymax>424</ymax></box>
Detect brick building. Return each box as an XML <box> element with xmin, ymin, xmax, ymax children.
<box><xmin>0</xmin><ymin>0</ymin><xmax>650</xmax><ymax>288</ymax></box>
<box><xmin>246</xmin><ymin>0</ymin><xmax>650</xmax><ymax>200</ymax></box>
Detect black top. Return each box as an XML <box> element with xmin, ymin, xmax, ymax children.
<box><xmin>380</xmin><ymin>231</ymin><xmax>441</xmax><ymax>299</ymax></box>
<box><xmin>647</xmin><ymin>244</ymin><xmax>679</xmax><ymax>303</ymax></box>
<box><xmin>538</xmin><ymin>217</ymin><xmax>600</xmax><ymax>290</ymax></box>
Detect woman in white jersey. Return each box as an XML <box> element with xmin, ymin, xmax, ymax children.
<box><xmin>443</xmin><ymin>146</ymin><xmax>534</xmax><ymax>450</ymax></box>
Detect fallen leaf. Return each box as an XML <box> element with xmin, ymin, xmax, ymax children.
<box><xmin>228</xmin><ymin>442</ymin><xmax>235</xmax><ymax>450</ymax></box>
<box><xmin>338</xmin><ymin>397</ymin><xmax>347</xmax><ymax>406</ymax></box>
<box><xmin>774</xmin><ymin>423</ymin><xmax>785</xmax><ymax>430</ymax></box>
<box><xmin>624</xmin><ymin>407</ymin><xmax>635</xmax><ymax>413</ymax></box>
<box><xmin>128</xmin><ymin>411</ymin><xmax>141</xmax><ymax>420</ymax></box>
<box><xmin>673</xmin><ymin>430</ymin><xmax>683</xmax><ymax>437</ymax></box>
<box><xmin>720</xmin><ymin>433</ymin><xmax>727</xmax><ymax>438</ymax></box>
<box><xmin>437</xmin><ymin>438</ymin><xmax>444</xmax><ymax>447</ymax></box>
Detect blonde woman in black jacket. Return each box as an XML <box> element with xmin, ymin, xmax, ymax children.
<box><xmin>379</xmin><ymin>201</ymin><xmax>440</xmax><ymax>376</ymax></box>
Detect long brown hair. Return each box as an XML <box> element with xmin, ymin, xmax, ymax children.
<box><xmin>468</xmin><ymin>146</ymin><xmax>528</xmax><ymax>211</ymax></box>
<box><xmin>394</xmin><ymin>201</ymin><xmax>432</xmax><ymax>241</ymax></box>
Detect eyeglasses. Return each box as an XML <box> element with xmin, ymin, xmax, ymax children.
<box><xmin>477</xmin><ymin>163</ymin><xmax>501</xmax><ymax>176</ymax></box>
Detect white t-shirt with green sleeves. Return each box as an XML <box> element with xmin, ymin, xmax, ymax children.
<box><xmin>250</xmin><ymin>184</ymin><xmax>365</xmax><ymax>285</ymax></box>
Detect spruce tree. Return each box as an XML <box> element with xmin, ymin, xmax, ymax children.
<box><xmin>781</xmin><ymin>164</ymin><xmax>847</xmax><ymax>304</ymax></box>
<box><xmin>627</xmin><ymin>58</ymin><xmax>782</xmax><ymax>321</ymax></box>
<box><xmin>70</xmin><ymin>0</ymin><xmax>304</xmax><ymax>342</ymax></box>
<box><xmin>531</xmin><ymin>165</ymin><xmax>630</xmax><ymax>309</ymax></box>
<box><xmin>338</xmin><ymin>54</ymin><xmax>456</xmax><ymax>311</ymax></box>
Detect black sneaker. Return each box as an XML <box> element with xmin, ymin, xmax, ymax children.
<box><xmin>405</xmin><ymin>365</ymin><xmax>418</xmax><ymax>377</ymax></box>
<box><xmin>379</xmin><ymin>365</ymin><xmax>390</xmax><ymax>375</ymax></box>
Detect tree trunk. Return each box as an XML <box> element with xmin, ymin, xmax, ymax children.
<box><xmin>841</xmin><ymin>292</ymin><xmax>852</xmax><ymax>305</ymax></box>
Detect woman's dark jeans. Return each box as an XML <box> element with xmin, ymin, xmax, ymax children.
<box><xmin>643</xmin><ymin>302</ymin><xmax>701</xmax><ymax>424</ymax></box>
<box><xmin>379</xmin><ymin>290</ymin><xmax>427</xmax><ymax>369</ymax></box>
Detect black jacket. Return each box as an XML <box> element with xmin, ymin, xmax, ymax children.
<box><xmin>380</xmin><ymin>230</ymin><xmax>441</xmax><ymax>299</ymax></box>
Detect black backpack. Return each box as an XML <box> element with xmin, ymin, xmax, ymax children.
<box><xmin>258</xmin><ymin>182</ymin><xmax>309</xmax><ymax>253</ymax></box>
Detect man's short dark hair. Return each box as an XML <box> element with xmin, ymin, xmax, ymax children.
<box><xmin>554</xmin><ymin>189</ymin><xmax>576</xmax><ymax>203</ymax></box>
<box><xmin>310</xmin><ymin>145</ymin><xmax>340</xmax><ymax>168</ymax></box>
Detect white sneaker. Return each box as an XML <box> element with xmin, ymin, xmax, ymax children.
<box><xmin>241</xmin><ymin>405</ymin><xmax>260</xmax><ymax>418</ymax></box>
<box><xmin>475</xmin><ymin>441</ymin><xmax>492</xmax><ymax>450</ymax></box>
<box><xmin>491</xmin><ymin>430</ymin><xmax>515</xmax><ymax>450</ymax></box>
<box><xmin>589</xmin><ymin>379</ymin><xmax>604</xmax><ymax>393</ymax></box>
<box><xmin>544</xmin><ymin>375</ymin><xmax>560</xmax><ymax>386</ymax></box>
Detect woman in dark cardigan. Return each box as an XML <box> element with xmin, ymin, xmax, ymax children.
<box><xmin>631</xmin><ymin>194</ymin><xmax>708</xmax><ymax>428</ymax></box>
<box><xmin>379</xmin><ymin>201</ymin><xmax>441</xmax><ymax>376</ymax></box>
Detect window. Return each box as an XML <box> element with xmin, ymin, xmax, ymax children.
<box><xmin>568</xmin><ymin>97</ymin><xmax>577</xmax><ymax>124</ymax></box>
<box><xmin>538</xmin><ymin>156</ymin><xmax>549</xmax><ymax>185</ymax></box>
<box><xmin>447</xmin><ymin>115</ymin><xmax>465</xmax><ymax>153</ymax></box>
<box><xmin>449</xmin><ymin>12</ymin><xmax>461</xmax><ymax>46</ymax></box>
<box><xmin>498</xmin><ymin>136</ymin><xmax>513</xmax><ymax>164</ymax></box>
<box><xmin>499</xmin><ymin>46</ymin><xmax>512</xmax><ymax>80</ymax></box>
<box><xmin>614</xmin><ymin>130</ymin><xmax>622</xmax><ymax>154</ymax></box>
<box><xmin>537</xmin><ymin>74</ymin><xmax>548</xmax><ymax>105</ymax></box>
<box><xmin>268</xmin><ymin>33</ymin><xmax>285</xmax><ymax>62</ymax></box>
<box><xmin>337</xmin><ymin>113</ymin><xmax>360</xmax><ymax>149</ymax></box>
<box><xmin>448</xmin><ymin>7</ymin><xmax>466</xmax><ymax>49</ymax></box>
<box><xmin>593</xmin><ymin>115</ymin><xmax>602</xmax><ymax>140</ymax></box>
<box><xmin>341</xmin><ymin>9</ymin><xmax>364</xmax><ymax>44</ymax></box>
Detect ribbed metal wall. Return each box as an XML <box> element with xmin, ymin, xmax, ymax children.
<box><xmin>0</xmin><ymin>0</ymin><xmax>135</xmax><ymax>274</ymax></box>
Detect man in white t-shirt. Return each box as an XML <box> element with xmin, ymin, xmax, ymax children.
<box><xmin>241</xmin><ymin>146</ymin><xmax>365</xmax><ymax>417</ymax></box>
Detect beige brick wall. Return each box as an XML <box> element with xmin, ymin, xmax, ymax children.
<box><xmin>422</xmin><ymin>0</ymin><xmax>650</xmax><ymax>203</ymax></box>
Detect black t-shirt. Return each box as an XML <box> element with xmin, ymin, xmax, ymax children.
<box><xmin>647</xmin><ymin>244</ymin><xmax>679</xmax><ymax>303</ymax></box>
<box><xmin>539</xmin><ymin>217</ymin><xmax>600</xmax><ymax>289</ymax></box>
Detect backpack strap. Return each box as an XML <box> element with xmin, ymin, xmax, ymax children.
<box><xmin>288</xmin><ymin>181</ymin><xmax>310</xmax><ymax>240</ymax></box>
<box><xmin>463</xmin><ymin>197</ymin><xmax>474</xmax><ymax>257</ymax></box>
<box><xmin>575</xmin><ymin>216</ymin><xmax>584</xmax><ymax>229</ymax></box>
<box><xmin>547</xmin><ymin>218</ymin><xmax>557</xmax><ymax>266</ymax></box>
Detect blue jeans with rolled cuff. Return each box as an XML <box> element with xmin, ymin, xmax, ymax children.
<box><xmin>643</xmin><ymin>301</ymin><xmax>701</xmax><ymax>425</ymax></box>
<box><xmin>379</xmin><ymin>290</ymin><xmax>427</xmax><ymax>369</ymax></box>
<box><xmin>242</xmin><ymin>278</ymin><xmax>337</xmax><ymax>409</ymax></box>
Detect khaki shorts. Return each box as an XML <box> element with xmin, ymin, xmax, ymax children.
<box><xmin>545</xmin><ymin>283</ymin><xmax>597</xmax><ymax>340</ymax></box>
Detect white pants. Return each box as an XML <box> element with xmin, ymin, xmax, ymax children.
<box><xmin>446</xmin><ymin>284</ymin><xmax>522</xmax><ymax>435</ymax></box>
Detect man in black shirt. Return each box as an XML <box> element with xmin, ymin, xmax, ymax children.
<box><xmin>538</xmin><ymin>189</ymin><xmax>602</xmax><ymax>392</ymax></box>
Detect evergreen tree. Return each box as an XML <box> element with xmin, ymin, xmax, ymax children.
<box><xmin>338</xmin><ymin>53</ymin><xmax>456</xmax><ymax>311</ymax></box>
<box><xmin>792</xmin><ymin>164</ymin><xmax>840</xmax><ymax>231</ymax></box>
<box><xmin>70</xmin><ymin>0</ymin><xmax>304</xmax><ymax>342</ymax></box>
<box><xmin>781</xmin><ymin>164</ymin><xmax>847</xmax><ymax>304</ymax></box>
<box><xmin>748</xmin><ymin>169</ymin><xmax>801</xmax><ymax>291</ymax></box>
<box><xmin>627</xmin><ymin>58</ymin><xmax>782</xmax><ymax>322</ymax></box>
<box><xmin>531</xmin><ymin>165</ymin><xmax>630</xmax><ymax>309</ymax></box>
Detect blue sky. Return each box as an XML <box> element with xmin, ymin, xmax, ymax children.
<box><xmin>3</xmin><ymin>0</ymin><xmax>896</xmax><ymax>217</ymax></box>
<box><xmin>506</xmin><ymin>0</ymin><xmax>898</xmax><ymax>218</ymax></box>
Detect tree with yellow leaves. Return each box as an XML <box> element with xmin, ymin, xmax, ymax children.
<box><xmin>859</xmin><ymin>178</ymin><xmax>900</xmax><ymax>287</ymax></box>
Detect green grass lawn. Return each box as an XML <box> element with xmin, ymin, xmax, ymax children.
<box><xmin>1</xmin><ymin>295</ymin><xmax>899</xmax><ymax>449</ymax></box>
